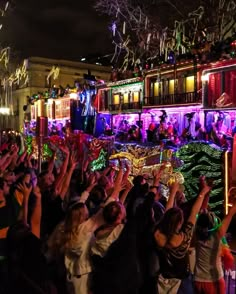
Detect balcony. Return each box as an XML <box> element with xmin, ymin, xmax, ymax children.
<box><xmin>143</xmin><ymin>92</ymin><xmax>201</xmax><ymax>107</ymax></box>
<box><xmin>109</xmin><ymin>101</ymin><xmax>142</xmax><ymax>113</ymax></box>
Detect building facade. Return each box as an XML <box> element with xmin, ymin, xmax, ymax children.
<box><xmin>2</xmin><ymin>56</ymin><xmax>111</xmax><ymax>130</ymax></box>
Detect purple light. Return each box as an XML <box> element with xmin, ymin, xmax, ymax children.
<box><xmin>142</xmin><ymin>105</ymin><xmax>202</xmax><ymax>114</ymax></box>
<box><xmin>111</xmin><ymin>22</ymin><xmax>117</xmax><ymax>36</ymax></box>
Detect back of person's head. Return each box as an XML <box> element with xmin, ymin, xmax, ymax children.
<box><xmin>38</xmin><ymin>170</ymin><xmax>48</xmax><ymax>181</ymax></box>
<box><xmin>64</xmin><ymin>202</ymin><xmax>88</xmax><ymax>249</ymax></box>
<box><xmin>86</xmin><ymin>185</ymin><xmax>107</xmax><ymax>216</ymax></box>
<box><xmin>158</xmin><ymin>207</ymin><xmax>183</xmax><ymax>238</ymax></box>
<box><xmin>7</xmin><ymin>221</ymin><xmax>33</xmax><ymax>262</ymax></box>
<box><xmin>135</xmin><ymin>192</ymin><xmax>155</xmax><ymax>227</ymax></box>
<box><xmin>90</xmin><ymin>185</ymin><xmax>106</xmax><ymax>203</ymax></box>
<box><xmin>98</xmin><ymin>175</ymin><xmax>110</xmax><ymax>190</ymax></box>
<box><xmin>196</xmin><ymin>210</ymin><xmax>220</xmax><ymax>241</ymax></box>
<box><xmin>133</xmin><ymin>175</ymin><xmax>144</xmax><ymax>186</ymax></box>
<box><xmin>103</xmin><ymin>201</ymin><xmax>124</xmax><ymax>225</ymax></box>
<box><xmin>65</xmin><ymin>202</ymin><xmax>88</xmax><ymax>228</ymax></box>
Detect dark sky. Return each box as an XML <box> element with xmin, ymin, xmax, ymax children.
<box><xmin>1</xmin><ymin>0</ymin><xmax>113</xmax><ymax>61</ymax></box>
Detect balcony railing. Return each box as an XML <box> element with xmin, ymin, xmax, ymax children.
<box><xmin>109</xmin><ymin>101</ymin><xmax>142</xmax><ymax>112</ymax></box>
<box><xmin>143</xmin><ymin>92</ymin><xmax>201</xmax><ymax>107</ymax></box>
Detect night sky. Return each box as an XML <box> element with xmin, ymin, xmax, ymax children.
<box><xmin>1</xmin><ymin>0</ymin><xmax>113</xmax><ymax>61</ymax></box>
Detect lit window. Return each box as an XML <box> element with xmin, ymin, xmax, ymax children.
<box><xmin>133</xmin><ymin>92</ymin><xmax>139</xmax><ymax>102</ymax></box>
<box><xmin>186</xmin><ymin>76</ymin><xmax>194</xmax><ymax>92</ymax></box>
<box><xmin>113</xmin><ymin>94</ymin><xmax>120</xmax><ymax>104</ymax></box>
<box><xmin>154</xmin><ymin>82</ymin><xmax>159</xmax><ymax>96</ymax></box>
<box><xmin>123</xmin><ymin>93</ymin><xmax>129</xmax><ymax>103</ymax></box>
<box><xmin>169</xmin><ymin>79</ymin><xmax>175</xmax><ymax>94</ymax></box>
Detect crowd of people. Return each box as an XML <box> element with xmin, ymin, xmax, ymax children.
<box><xmin>0</xmin><ymin>141</ymin><xmax>235</xmax><ymax>294</ymax></box>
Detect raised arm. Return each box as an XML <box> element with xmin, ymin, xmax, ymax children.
<box><xmin>109</xmin><ymin>160</ymin><xmax>123</xmax><ymax>201</ymax></box>
<box><xmin>165</xmin><ymin>181</ymin><xmax>179</xmax><ymax>211</ymax></box>
<box><xmin>0</xmin><ymin>152</ymin><xmax>13</xmax><ymax>173</ymax></box>
<box><xmin>16</xmin><ymin>150</ymin><xmax>27</xmax><ymax>167</ymax></box>
<box><xmin>187</xmin><ymin>177</ymin><xmax>212</xmax><ymax>225</ymax></box>
<box><xmin>119</xmin><ymin>180</ymin><xmax>133</xmax><ymax>204</ymax></box>
<box><xmin>47</xmin><ymin>150</ymin><xmax>56</xmax><ymax>174</ymax></box>
<box><xmin>54</xmin><ymin>145</ymin><xmax>70</xmax><ymax>196</ymax></box>
<box><xmin>79</xmin><ymin>174</ymin><xmax>96</xmax><ymax>203</ymax></box>
<box><xmin>15</xmin><ymin>181</ymin><xmax>32</xmax><ymax>225</ymax></box>
<box><xmin>59</xmin><ymin>152</ymin><xmax>78</xmax><ymax>200</ymax></box>
<box><xmin>152</xmin><ymin>164</ymin><xmax>165</xmax><ymax>187</ymax></box>
<box><xmin>7</xmin><ymin>144</ymin><xmax>20</xmax><ymax>171</ymax></box>
<box><xmin>217</xmin><ymin>203</ymin><xmax>236</xmax><ymax>239</ymax></box>
<box><xmin>30</xmin><ymin>186</ymin><xmax>42</xmax><ymax>238</ymax></box>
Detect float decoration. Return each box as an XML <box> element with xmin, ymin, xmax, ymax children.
<box><xmin>90</xmin><ymin>149</ymin><xmax>107</xmax><ymax>172</ymax></box>
<box><xmin>175</xmin><ymin>141</ymin><xmax>224</xmax><ymax>214</ymax></box>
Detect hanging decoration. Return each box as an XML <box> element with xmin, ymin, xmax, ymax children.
<box><xmin>0</xmin><ymin>47</ymin><xmax>10</xmax><ymax>68</ymax></box>
<box><xmin>7</xmin><ymin>59</ymin><xmax>29</xmax><ymax>87</ymax></box>
<box><xmin>95</xmin><ymin>0</ymin><xmax>236</xmax><ymax>71</ymax></box>
<box><xmin>0</xmin><ymin>1</ymin><xmax>9</xmax><ymax>17</ymax></box>
<box><xmin>47</xmin><ymin>65</ymin><xmax>60</xmax><ymax>83</ymax></box>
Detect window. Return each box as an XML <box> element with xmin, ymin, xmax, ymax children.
<box><xmin>133</xmin><ymin>91</ymin><xmax>139</xmax><ymax>102</ymax></box>
<box><xmin>154</xmin><ymin>82</ymin><xmax>159</xmax><ymax>96</ymax></box>
<box><xmin>113</xmin><ymin>94</ymin><xmax>120</xmax><ymax>104</ymax></box>
<box><xmin>186</xmin><ymin>76</ymin><xmax>194</xmax><ymax>92</ymax></box>
<box><xmin>169</xmin><ymin>79</ymin><xmax>175</xmax><ymax>94</ymax></box>
<box><xmin>123</xmin><ymin>93</ymin><xmax>129</xmax><ymax>103</ymax></box>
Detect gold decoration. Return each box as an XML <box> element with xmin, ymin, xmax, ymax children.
<box><xmin>47</xmin><ymin>66</ymin><xmax>60</xmax><ymax>83</ymax></box>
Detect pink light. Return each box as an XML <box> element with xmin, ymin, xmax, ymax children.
<box><xmin>143</xmin><ymin>105</ymin><xmax>202</xmax><ymax>114</ymax></box>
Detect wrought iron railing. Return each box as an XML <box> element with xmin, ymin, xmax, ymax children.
<box><xmin>109</xmin><ymin>101</ymin><xmax>142</xmax><ymax>112</ymax></box>
<box><xmin>143</xmin><ymin>91</ymin><xmax>201</xmax><ymax>107</ymax></box>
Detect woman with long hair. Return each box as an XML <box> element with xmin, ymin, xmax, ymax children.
<box><xmin>154</xmin><ymin>177</ymin><xmax>211</xmax><ymax>294</ymax></box>
<box><xmin>63</xmin><ymin>203</ymin><xmax>89</xmax><ymax>251</ymax></box>
<box><xmin>48</xmin><ymin>202</ymin><xmax>89</xmax><ymax>258</ymax></box>
<box><xmin>47</xmin><ymin>202</ymin><xmax>89</xmax><ymax>294</ymax></box>
<box><xmin>194</xmin><ymin>204</ymin><xmax>236</xmax><ymax>294</ymax></box>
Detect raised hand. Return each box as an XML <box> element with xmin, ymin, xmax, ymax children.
<box><xmin>170</xmin><ymin>181</ymin><xmax>179</xmax><ymax>193</ymax></box>
<box><xmin>10</xmin><ymin>144</ymin><xmax>19</xmax><ymax>155</ymax></box>
<box><xmin>200</xmin><ymin>176</ymin><xmax>212</xmax><ymax>195</ymax></box>
<box><xmin>121</xmin><ymin>180</ymin><xmax>133</xmax><ymax>191</ymax></box>
<box><xmin>59</xmin><ymin>144</ymin><xmax>70</xmax><ymax>155</ymax></box>
<box><xmin>86</xmin><ymin>174</ymin><xmax>97</xmax><ymax>192</ymax></box>
<box><xmin>16</xmin><ymin>181</ymin><xmax>32</xmax><ymax>199</ymax></box>
<box><xmin>33</xmin><ymin>186</ymin><xmax>41</xmax><ymax>199</ymax></box>
<box><xmin>70</xmin><ymin>151</ymin><xmax>79</xmax><ymax>169</ymax></box>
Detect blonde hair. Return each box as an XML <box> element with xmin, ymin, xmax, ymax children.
<box><xmin>64</xmin><ymin>202</ymin><xmax>88</xmax><ymax>249</ymax></box>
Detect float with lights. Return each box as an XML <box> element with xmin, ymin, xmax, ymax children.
<box><xmin>95</xmin><ymin>57</ymin><xmax>236</xmax><ymax>215</ymax></box>
<box><xmin>17</xmin><ymin>55</ymin><xmax>236</xmax><ymax>215</ymax></box>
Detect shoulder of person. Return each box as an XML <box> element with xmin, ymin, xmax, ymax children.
<box><xmin>168</xmin><ymin>233</ymin><xmax>184</xmax><ymax>248</ymax></box>
<box><xmin>154</xmin><ymin>229</ymin><xmax>167</xmax><ymax>247</ymax></box>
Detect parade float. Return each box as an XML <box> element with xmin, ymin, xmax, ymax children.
<box><xmin>94</xmin><ymin>57</ymin><xmax>236</xmax><ymax>215</ymax></box>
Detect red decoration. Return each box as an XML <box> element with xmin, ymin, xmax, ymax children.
<box><xmin>222</xmin><ymin>245</ymin><xmax>234</xmax><ymax>270</ymax></box>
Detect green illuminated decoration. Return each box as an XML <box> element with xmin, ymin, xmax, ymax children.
<box><xmin>25</xmin><ymin>135</ymin><xmax>33</xmax><ymax>154</ymax></box>
<box><xmin>175</xmin><ymin>142</ymin><xmax>224</xmax><ymax>215</ymax></box>
<box><xmin>91</xmin><ymin>149</ymin><xmax>107</xmax><ymax>172</ymax></box>
<box><xmin>43</xmin><ymin>143</ymin><xmax>53</xmax><ymax>158</ymax></box>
